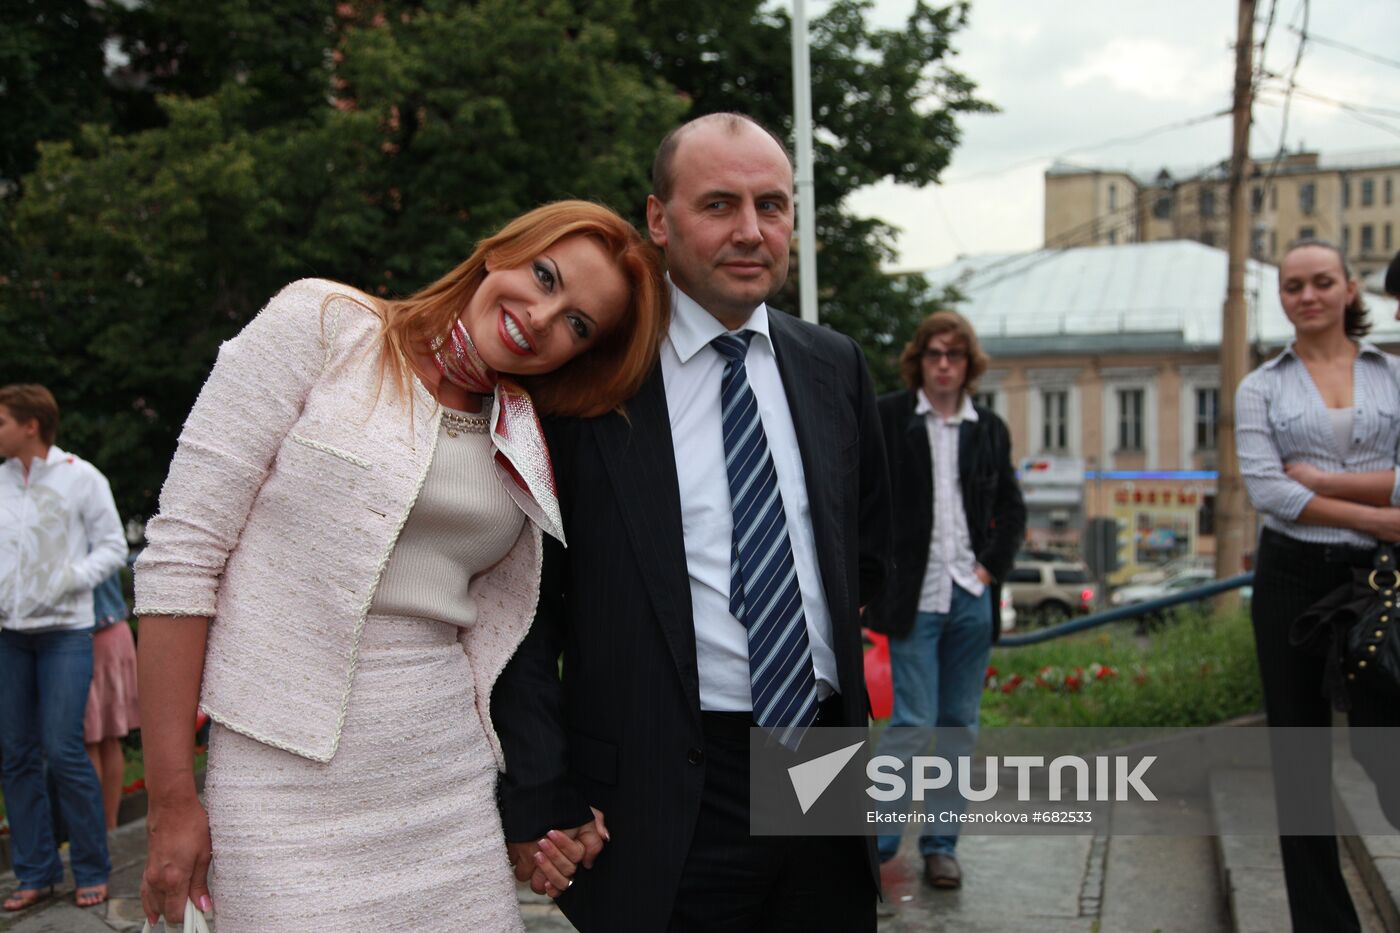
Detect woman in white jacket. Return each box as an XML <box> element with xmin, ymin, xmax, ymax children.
<box><xmin>0</xmin><ymin>383</ymin><xmax>128</xmax><ymax>912</ymax></box>
<box><xmin>134</xmin><ymin>201</ymin><xmax>665</xmax><ymax>931</ymax></box>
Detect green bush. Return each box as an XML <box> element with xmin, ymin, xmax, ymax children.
<box><xmin>978</xmin><ymin>608</ymin><xmax>1263</xmax><ymax>728</ymax></box>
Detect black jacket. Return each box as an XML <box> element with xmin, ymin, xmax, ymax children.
<box><xmin>867</xmin><ymin>388</ymin><xmax>1027</xmax><ymax>641</ymax></box>
<box><xmin>492</xmin><ymin>308</ymin><xmax>893</xmax><ymax>932</ymax></box>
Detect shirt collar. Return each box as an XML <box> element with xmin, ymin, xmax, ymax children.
<box><xmin>3</xmin><ymin>446</ymin><xmax>66</xmax><ymax>479</ymax></box>
<box><xmin>915</xmin><ymin>389</ymin><xmax>978</xmax><ymax>424</ymax></box>
<box><xmin>1264</xmin><ymin>339</ymin><xmax>1386</xmax><ymax>370</ymax></box>
<box><xmin>666</xmin><ymin>276</ymin><xmax>772</xmax><ymax>363</ymax></box>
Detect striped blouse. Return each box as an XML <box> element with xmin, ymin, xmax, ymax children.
<box><xmin>1236</xmin><ymin>341</ymin><xmax>1400</xmax><ymax>546</ymax></box>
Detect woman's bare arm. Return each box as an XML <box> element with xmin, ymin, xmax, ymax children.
<box><xmin>1286</xmin><ymin>462</ymin><xmax>1398</xmax><ymax>508</ymax></box>
<box><xmin>137</xmin><ymin>616</ymin><xmax>214</xmax><ymax>924</ymax></box>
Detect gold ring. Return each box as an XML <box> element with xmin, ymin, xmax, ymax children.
<box><xmin>1370</xmin><ymin>570</ymin><xmax>1400</xmax><ymax>591</ymax></box>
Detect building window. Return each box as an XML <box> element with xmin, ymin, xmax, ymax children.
<box><xmin>1342</xmin><ymin>179</ymin><xmax>1351</xmax><ymax>209</ymax></box>
<box><xmin>1250</xmin><ymin>186</ymin><xmax>1264</xmax><ymax>214</ymax></box>
<box><xmin>1299</xmin><ymin>225</ymin><xmax>1315</xmax><ymax>241</ymax></box>
<box><xmin>1362</xmin><ymin>224</ymin><xmax>1375</xmax><ymax>255</ymax></box>
<box><xmin>972</xmin><ymin>390</ymin><xmax>997</xmax><ymax>412</ymax></box>
<box><xmin>1387</xmin><ymin>223</ymin><xmax>1394</xmax><ymax>252</ymax></box>
<box><xmin>1269</xmin><ymin>230</ymin><xmax>1278</xmax><ymax>257</ymax></box>
<box><xmin>1153</xmin><ymin>194</ymin><xmax>1172</xmax><ymax>219</ymax></box>
<box><xmin>1108</xmin><ymin>184</ymin><xmax>1117</xmax><ymax>211</ymax></box>
<box><xmin>1387</xmin><ymin>177</ymin><xmax>1394</xmax><ymax>206</ymax></box>
<box><xmin>1343</xmin><ymin>225</ymin><xmax>1351</xmax><ymax>252</ymax></box>
<box><xmin>1251</xmin><ymin>228</ymin><xmax>1265</xmax><ymax>258</ymax></box>
<box><xmin>1195</xmin><ymin>388</ymin><xmax>1219</xmax><ymax>451</ymax></box>
<box><xmin>1362</xmin><ymin>178</ymin><xmax>1376</xmax><ymax>207</ymax></box>
<box><xmin>1271</xmin><ymin>186</ymin><xmax>1278</xmax><ymax>211</ymax></box>
<box><xmin>1108</xmin><ymin>230</ymin><xmax>1117</xmax><ymax>245</ymax></box>
<box><xmin>1117</xmin><ymin>388</ymin><xmax>1144</xmax><ymax>451</ymax></box>
<box><xmin>1200</xmin><ymin>188</ymin><xmax>1216</xmax><ymax>218</ymax></box>
<box><xmin>1042</xmin><ymin>390</ymin><xmax>1068</xmax><ymax>452</ymax></box>
<box><xmin>1300</xmin><ymin>182</ymin><xmax>1316</xmax><ymax>215</ymax></box>
<box><xmin>1200</xmin><ymin>231</ymin><xmax>1216</xmax><ymax>248</ymax></box>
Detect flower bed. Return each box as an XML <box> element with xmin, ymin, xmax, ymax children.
<box><xmin>978</xmin><ymin>607</ymin><xmax>1262</xmax><ymax>728</ymax></box>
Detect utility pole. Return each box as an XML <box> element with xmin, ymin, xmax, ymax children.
<box><xmin>791</xmin><ymin>0</ymin><xmax>818</xmax><ymax>323</ymax></box>
<box><xmin>1215</xmin><ymin>0</ymin><xmax>1255</xmax><ymax>585</ymax></box>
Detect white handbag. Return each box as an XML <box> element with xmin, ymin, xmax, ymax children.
<box><xmin>141</xmin><ymin>898</ymin><xmax>212</xmax><ymax>933</ymax></box>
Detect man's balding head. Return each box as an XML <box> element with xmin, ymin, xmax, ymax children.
<box><xmin>651</xmin><ymin>113</ymin><xmax>794</xmax><ymax>204</ymax></box>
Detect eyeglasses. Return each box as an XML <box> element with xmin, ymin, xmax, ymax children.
<box><xmin>922</xmin><ymin>348</ymin><xmax>968</xmax><ymax>364</ymax></box>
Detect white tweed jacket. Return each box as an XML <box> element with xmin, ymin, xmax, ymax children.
<box><xmin>134</xmin><ymin>278</ymin><xmax>542</xmax><ymax>765</ymax></box>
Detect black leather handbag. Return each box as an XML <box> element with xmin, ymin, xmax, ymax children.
<box><xmin>1290</xmin><ymin>545</ymin><xmax>1400</xmax><ymax>712</ymax></box>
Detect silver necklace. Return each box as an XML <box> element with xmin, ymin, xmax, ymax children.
<box><xmin>441</xmin><ymin>408</ymin><xmax>490</xmax><ymax>438</ymax></box>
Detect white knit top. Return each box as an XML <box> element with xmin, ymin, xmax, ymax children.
<box><xmin>370</xmin><ymin>404</ymin><xmax>526</xmax><ymax>628</ymax></box>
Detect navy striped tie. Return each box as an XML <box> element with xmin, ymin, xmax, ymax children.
<box><xmin>711</xmin><ymin>331</ymin><xmax>819</xmax><ymax>748</ymax></box>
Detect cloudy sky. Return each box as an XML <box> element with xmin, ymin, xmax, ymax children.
<box><xmin>824</xmin><ymin>0</ymin><xmax>1400</xmax><ymax>272</ymax></box>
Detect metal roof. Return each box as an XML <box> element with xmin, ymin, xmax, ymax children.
<box><xmin>921</xmin><ymin>240</ymin><xmax>1400</xmax><ymax>350</ymax></box>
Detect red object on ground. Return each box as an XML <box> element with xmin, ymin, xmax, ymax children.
<box><xmin>864</xmin><ymin>630</ymin><xmax>893</xmax><ymax>719</ymax></box>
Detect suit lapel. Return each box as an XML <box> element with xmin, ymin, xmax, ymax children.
<box><xmin>768</xmin><ymin>312</ymin><xmax>848</xmax><ymax>620</ymax></box>
<box><xmin>589</xmin><ymin>366</ymin><xmax>702</xmax><ymax>719</ymax></box>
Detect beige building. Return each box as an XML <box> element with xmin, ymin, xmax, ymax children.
<box><xmin>1045</xmin><ymin>149</ymin><xmax>1400</xmax><ymax>278</ymax></box>
<box><xmin>924</xmin><ymin>241</ymin><xmax>1400</xmax><ymax>580</ymax></box>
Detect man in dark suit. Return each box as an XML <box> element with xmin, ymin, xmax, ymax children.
<box><xmin>493</xmin><ymin>112</ymin><xmax>892</xmax><ymax>931</ymax></box>
<box><xmin>865</xmin><ymin>310</ymin><xmax>1025</xmax><ymax>890</ymax></box>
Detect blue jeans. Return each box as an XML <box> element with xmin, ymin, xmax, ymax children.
<box><xmin>876</xmin><ymin>585</ymin><xmax>992</xmax><ymax>860</ymax></box>
<box><xmin>0</xmin><ymin>628</ymin><xmax>111</xmax><ymax>888</ymax></box>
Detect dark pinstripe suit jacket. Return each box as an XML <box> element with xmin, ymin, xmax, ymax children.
<box><xmin>493</xmin><ymin>306</ymin><xmax>893</xmax><ymax>932</ymax></box>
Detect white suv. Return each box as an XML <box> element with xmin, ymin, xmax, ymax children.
<box><xmin>1004</xmin><ymin>558</ymin><xmax>1099</xmax><ymax>627</ymax></box>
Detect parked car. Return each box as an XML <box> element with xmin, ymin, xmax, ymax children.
<box><xmin>1004</xmin><ymin>559</ymin><xmax>1098</xmax><ymax>627</ymax></box>
<box><xmin>1110</xmin><ymin>568</ymin><xmax>1216</xmax><ymax>607</ymax></box>
<box><xmin>1111</xmin><ymin>567</ymin><xmax>1220</xmax><ymax>631</ymax></box>
<box><xmin>1124</xmin><ymin>555</ymin><xmax>1213</xmax><ymax>587</ymax></box>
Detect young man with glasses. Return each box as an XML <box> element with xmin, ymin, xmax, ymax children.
<box><xmin>866</xmin><ymin>311</ymin><xmax>1026</xmax><ymax>889</ymax></box>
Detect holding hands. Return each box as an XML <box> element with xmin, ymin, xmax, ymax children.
<box><xmin>507</xmin><ymin>807</ymin><xmax>609</xmax><ymax>898</ymax></box>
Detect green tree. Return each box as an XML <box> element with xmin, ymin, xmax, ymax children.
<box><xmin>0</xmin><ymin>0</ymin><xmax>112</xmax><ymax>180</ymax></box>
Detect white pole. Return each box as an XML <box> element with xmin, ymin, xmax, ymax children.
<box><xmin>791</xmin><ymin>0</ymin><xmax>818</xmax><ymax>324</ymax></box>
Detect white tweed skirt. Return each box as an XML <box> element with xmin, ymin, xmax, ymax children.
<box><xmin>204</xmin><ymin>615</ymin><xmax>523</xmax><ymax>932</ymax></box>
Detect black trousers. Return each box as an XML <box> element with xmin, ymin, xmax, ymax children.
<box><xmin>667</xmin><ymin>698</ymin><xmax>876</xmax><ymax>933</ymax></box>
<box><xmin>1252</xmin><ymin>529</ymin><xmax>1400</xmax><ymax>933</ymax></box>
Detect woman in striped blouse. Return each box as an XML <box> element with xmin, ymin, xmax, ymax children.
<box><xmin>1236</xmin><ymin>239</ymin><xmax>1400</xmax><ymax>933</ymax></box>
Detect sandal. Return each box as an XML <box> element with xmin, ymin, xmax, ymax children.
<box><xmin>75</xmin><ymin>885</ymin><xmax>108</xmax><ymax>908</ymax></box>
<box><xmin>3</xmin><ymin>885</ymin><xmax>55</xmax><ymax>912</ymax></box>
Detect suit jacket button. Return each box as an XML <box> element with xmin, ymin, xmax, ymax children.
<box><xmin>687</xmin><ymin>747</ymin><xmax>704</xmax><ymax>765</ymax></box>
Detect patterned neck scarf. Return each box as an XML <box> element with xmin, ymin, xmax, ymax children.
<box><xmin>432</xmin><ymin>320</ymin><xmax>565</xmax><ymax>545</ymax></box>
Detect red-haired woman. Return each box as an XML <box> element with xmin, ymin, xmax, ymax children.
<box><xmin>134</xmin><ymin>201</ymin><xmax>666</xmax><ymax>932</ymax></box>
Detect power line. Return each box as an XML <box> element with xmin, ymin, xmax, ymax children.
<box><xmin>1252</xmin><ymin>0</ymin><xmax>1307</xmax><ymax>223</ymax></box>
<box><xmin>1257</xmin><ymin>88</ymin><xmax>1400</xmax><ymax>142</ymax></box>
<box><xmin>1286</xmin><ymin>25</ymin><xmax>1400</xmax><ymax>72</ymax></box>
<box><xmin>938</xmin><ymin>109</ymin><xmax>1231</xmax><ymax>186</ymax></box>
<box><xmin>1262</xmin><ymin>82</ymin><xmax>1400</xmax><ymax>123</ymax></box>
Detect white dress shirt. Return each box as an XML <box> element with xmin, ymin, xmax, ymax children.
<box><xmin>660</xmin><ymin>281</ymin><xmax>838</xmax><ymax>711</ymax></box>
<box><xmin>916</xmin><ymin>390</ymin><xmax>985</xmax><ymax>613</ymax></box>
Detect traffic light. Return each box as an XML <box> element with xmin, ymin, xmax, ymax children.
<box><xmin>1084</xmin><ymin>517</ymin><xmax>1123</xmax><ymax>577</ymax></box>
